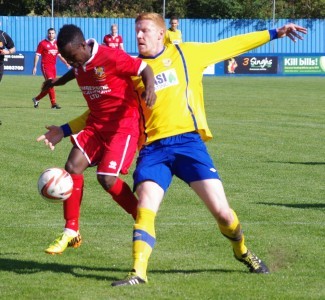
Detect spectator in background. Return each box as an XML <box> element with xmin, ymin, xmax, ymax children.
<box><xmin>0</xmin><ymin>29</ymin><xmax>16</xmax><ymax>83</ymax></box>
<box><xmin>103</xmin><ymin>24</ymin><xmax>124</xmax><ymax>50</ymax></box>
<box><xmin>32</xmin><ymin>28</ymin><xmax>70</xmax><ymax>109</ymax></box>
<box><xmin>164</xmin><ymin>16</ymin><xmax>182</xmax><ymax>45</ymax></box>
<box><xmin>0</xmin><ymin>29</ymin><xmax>15</xmax><ymax>125</ymax></box>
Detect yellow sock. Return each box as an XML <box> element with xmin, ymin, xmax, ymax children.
<box><xmin>132</xmin><ymin>208</ymin><xmax>156</xmax><ymax>279</ymax></box>
<box><xmin>218</xmin><ymin>209</ymin><xmax>247</xmax><ymax>257</ymax></box>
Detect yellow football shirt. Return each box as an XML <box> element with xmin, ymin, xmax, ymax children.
<box><xmin>164</xmin><ymin>29</ymin><xmax>183</xmax><ymax>45</ymax></box>
<box><xmin>134</xmin><ymin>30</ymin><xmax>271</xmax><ymax>144</ymax></box>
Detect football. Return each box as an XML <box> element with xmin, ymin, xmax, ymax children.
<box><xmin>38</xmin><ymin>168</ymin><xmax>73</xmax><ymax>203</ymax></box>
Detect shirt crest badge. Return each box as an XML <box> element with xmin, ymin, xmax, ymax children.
<box><xmin>162</xmin><ymin>58</ymin><xmax>172</xmax><ymax>67</ymax></box>
<box><xmin>94</xmin><ymin>66</ymin><xmax>106</xmax><ymax>81</ymax></box>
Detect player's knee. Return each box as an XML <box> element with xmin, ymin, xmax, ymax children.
<box><xmin>215</xmin><ymin>208</ymin><xmax>234</xmax><ymax>226</ymax></box>
<box><xmin>97</xmin><ymin>174</ymin><xmax>116</xmax><ymax>190</ymax></box>
<box><xmin>65</xmin><ymin>161</ymin><xmax>79</xmax><ymax>174</ymax></box>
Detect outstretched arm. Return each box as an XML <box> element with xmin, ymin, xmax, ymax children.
<box><xmin>42</xmin><ymin>68</ymin><xmax>75</xmax><ymax>92</ymax></box>
<box><xmin>276</xmin><ymin>23</ymin><xmax>307</xmax><ymax>42</ymax></box>
<box><xmin>36</xmin><ymin>109</ymin><xmax>90</xmax><ymax>151</ymax></box>
<box><xmin>36</xmin><ymin>125</ymin><xmax>64</xmax><ymax>151</ymax></box>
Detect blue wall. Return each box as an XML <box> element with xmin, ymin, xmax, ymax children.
<box><xmin>1</xmin><ymin>16</ymin><xmax>324</xmax><ymax>54</ymax></box>
<box><xmin>1</xmin><ymin>16</ymin><xmax>324</xmax><ymax>77</ymax></box>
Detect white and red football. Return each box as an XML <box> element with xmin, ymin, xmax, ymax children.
<box><xmin>38</xmin><ymin>168</ymin><xmax>73</xmax><ymax>203</ymax></box>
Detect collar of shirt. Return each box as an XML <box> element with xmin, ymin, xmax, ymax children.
<box><xmin>82</xmin><ymin>38</ymin><xmax>99</xmax><ymax>70</ymax></box>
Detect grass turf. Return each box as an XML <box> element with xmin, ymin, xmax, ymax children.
<box><xmin>0</xmin><ymin>75</ymin><xmax>324</xmax><ymax>299</ymax></box>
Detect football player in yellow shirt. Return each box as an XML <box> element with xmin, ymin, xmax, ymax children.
<box><xmin>164</xmin><ymin>16</ymin><xmax>182</xmax><ymax>45</ymax></box>
<box><xmin>37</xmin><ymin>13</ymin><xmax>307</xmax><ymax>286</ymax></box>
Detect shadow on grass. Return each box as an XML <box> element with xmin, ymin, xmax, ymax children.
<box><xmin>268</xmin><ymin>161</ymin><xmax>325</xmax><ymax>166</ymax></box>
<box><xmin>258</xmin><ymin>202</ymin><xmax>325</xmax><ymax>209</ymax></box>
<box><xmin>0</xmin><ymin>257</ymin><xmax>242</xmax><ymax>281</ymax></box>
<box><xmin>0</xmin><ymin>105</ymin><xmax>87</xmax><ymax>109</ymax></box>
<box><xmin>0</xmin><ymin>257</ymin><xmax>121</xmax><ymax>281</ymax></box>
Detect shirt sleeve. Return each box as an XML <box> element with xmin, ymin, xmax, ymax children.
<box><xmin>4</xmin><ymin>32</ymin><xmax>15</xmax><ymax>49</ymax></box>
<box><xmin>36</xmin><ymin>42</ymin><xmax>43</xmax><ymax>55</ymax></box>
<box><xmin>182</xmin><ymin>30</ymin><xmax>272</xmax><ymax>70</ymax></box>
<box><xmin>115</xmin><ymin>50</ymin><xmax>143</xmax><ymax>76</ymax></box>
<box><xmin>62</xmin><ymin>109</ymin><xmax>90</xmax><ymax>136</ymax></box>
<box><xmin>137</xmin><ymin>61</ymin><xmax>147</xmax><ymax>75</ymax></box>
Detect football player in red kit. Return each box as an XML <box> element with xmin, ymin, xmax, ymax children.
<box><xmin>102</xmin><ymin>24</ymin><xmax>124</xmax><ymax>50</ymax></box>
<box><xmin>32</xmin><ymin>28</ymin><xmax>70</xmax><ymax>109</ymax></box>
<box><xmin>37</xmin><ymin>24</ymin><xmax>156</xmax><ymax>254</ymax></box>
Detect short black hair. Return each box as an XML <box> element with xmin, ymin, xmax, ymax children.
<box><xmin>57</xmin><ymin>24</ymin><xmax>85</xmax><ymax>50</ymax></box>
<box><xmin>170</xmin><ymin>16</ymin><xmax>179</xmax><ymax>21</ymax></box>
<box><xmin>47</xmin><ymin>28</ymin><xmax>55</xmax><ymax>33</ymax></box>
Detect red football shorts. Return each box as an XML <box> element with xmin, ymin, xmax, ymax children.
<box><xmin>41</xmin><ymin>64</ymin><xmax>56</xmax><ymax>80</ymax></box>
<box><xmin>71</xmin><ymin>128</ymin><xmax>138</xmax><ymax>176</ymax></box>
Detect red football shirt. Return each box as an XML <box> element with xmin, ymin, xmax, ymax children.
<box><xmin>74</xmin><ymin>39</ymin><xmax>146</xmax><ymax>134</ymax></box>
<box><xmin>102</xmin><ymin>34</ymin><xmax>123</xmax><ymax>48</ymax></box>
<box><xmin>36</xmin><ymin>39</ymin><xmax>58</xmax><ymax>67</ymax></box>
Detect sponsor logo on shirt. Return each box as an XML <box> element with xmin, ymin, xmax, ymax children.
<box><xmin>80</xmin><ymin>84</ymin><xmax>112</xmax><ymax>100</ymax></box>
<box><xmin>108</xmin><ymin>161</ymin><xmax>117</xmax><ymax>170</ymax></box>
<box><xmin>154</xmin><ymin>68</ymin><xmax>179</xmax><ymax>91</ymax></box>
<box><xmin>48</xmin><ymin>49</ymin><xmax>58</xmax><ymax>56</ymax></box>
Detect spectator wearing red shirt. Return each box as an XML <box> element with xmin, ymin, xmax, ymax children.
<box><xmin>102</xmin><ymin>24</ymin><xmax>124</xmax><ymax>50</ymax></box>
<box><xmin>32</xmin><ymin>28</ymin><xmax>70</xmax><ymax>109</ymax></box>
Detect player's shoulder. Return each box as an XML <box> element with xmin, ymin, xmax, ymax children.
<box><xmin>39</xmin><ymin>39</ymin><xmax>48</xmax><ymax>45</ymax></box>
<box><xmin>96</xmin><ymin>44</ymin><xmax>120</xmax><ymax>62</ymax></box>
<box><xmin>172</xmin><ymin>42</ymin><xmax>206</xmax><ymax>57</ymax></box>
<box><xmin>1</xmin><ymin>30</ymin><xmax>11</xmax><ymax>39</ymax></box>
<box><xmin>99</xmin><ymin>44</ymin><xmax>115</xmax><ymax>52</ymax></box>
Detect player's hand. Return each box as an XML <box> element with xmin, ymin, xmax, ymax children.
<box><xmin>36</xmin><ymin>125</ymin><xmax>64</xmax><ymax>151</ymax></box>
<box><xmin>142</xmin><ymin>87</ymin><xmax>157</xmax><ymax>109</ymax></box>
<box><xmin>277</xmin><ymin>23</ymin><xmax>307</xmax><ymax>42</ymax></box>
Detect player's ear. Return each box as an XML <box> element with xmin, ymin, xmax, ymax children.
<box><xmin>158</xmin><ymin>29</ymin><xmax>165</xmax><ymax>40</ymax></box>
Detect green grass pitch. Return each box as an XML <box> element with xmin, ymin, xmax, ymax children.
<box><xmin>0</xmin><ymin>75</ymin><xmax>324</xmax><ymax>299</ymax></box>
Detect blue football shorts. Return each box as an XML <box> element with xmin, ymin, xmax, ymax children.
<box><xmin>133</xmin><ymin>132</ymin><xmax>220</xmax><ymax>192</ymax></box>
